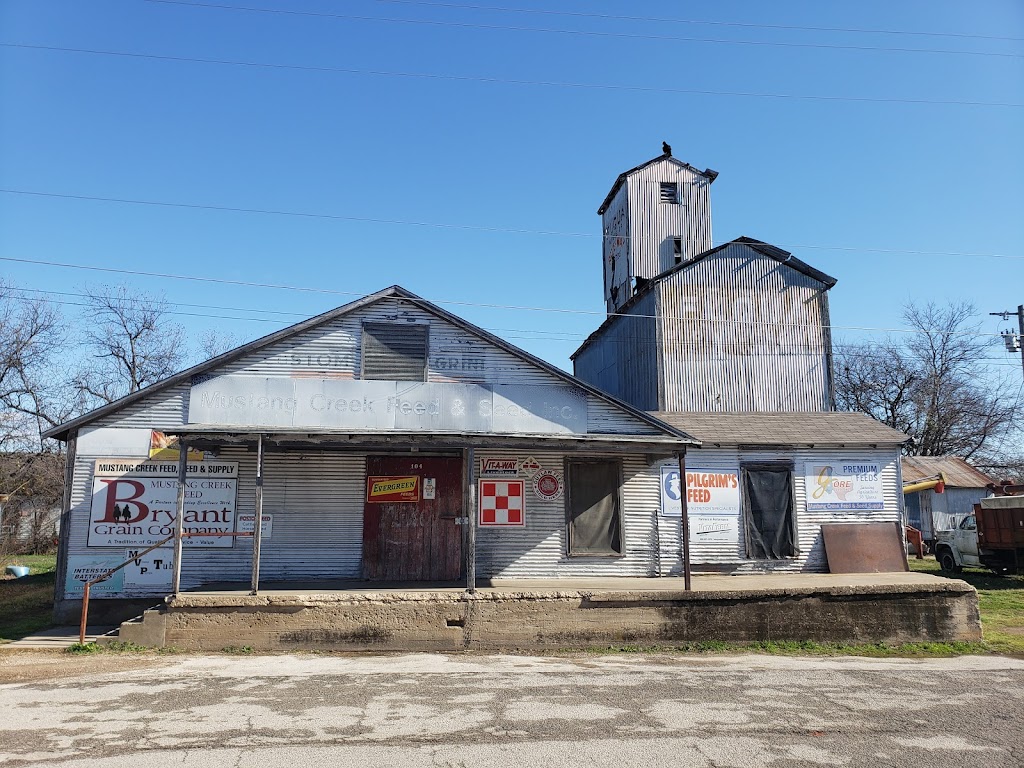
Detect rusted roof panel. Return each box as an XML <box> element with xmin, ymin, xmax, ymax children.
<box><xmin>901</xmin><ymin>456</ymin><xmax>994</xmax><ymax>488</ymax></box>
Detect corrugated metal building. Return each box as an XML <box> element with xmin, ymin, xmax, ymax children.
<box><xmin>903</xmin><ymin>456</ymin><xmax>994</xmax><ymax>540</ymax></box>
<box><xmin>575</xmin><ymin>236</ymin><xmax>837</xmax><ymax>413</ymax></box>
<box><xmin>574</xmin><ymin>150</ymin><xmax>909</xmax><ymax>569</ymax></box>
<box><xmin>650</xmin><ymin>413</ymin><xmax>909</xmax><ymax>573</ymax></box>
<box><xmin>45</xmin><ymin>286</ymin><xmax>704</xmax><ymax>613</ymax></box>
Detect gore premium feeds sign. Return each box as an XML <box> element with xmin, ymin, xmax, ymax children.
<box><xmin>88</xmin><ymin>460</ymin><xmax>238</xmax><ymax>548</ymax></box>
<box><xmin>804</xmin><ymin>461</ymin><xmax>885</xmax><ymax>511</ymax></box>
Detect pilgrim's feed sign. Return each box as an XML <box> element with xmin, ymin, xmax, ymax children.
<box><xmin>88</xmin><ymin>460</ymin><xmax>238</xmax><ymax>548</ymax></box>
<box><xmin>804</xmin><ymin>461</ymin><xmax>885</xmax><ymax>511</ymax></box>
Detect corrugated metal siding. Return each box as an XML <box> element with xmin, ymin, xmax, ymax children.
<box><xmin>572</xmin><ymin>290</ymin><xmax>660</xmax><ymax>412</ymax></box>
<box><xmin>257</xmin><ymin>451</ymin><xmax>366</xmax><ymax>580</ymax></box>
<box><xmin>82</xmin><ymin>297</ymin><xmax>660</xmax><ymax>437</ymax></box>
<box><xmin>917</xmin><ymin>487</ymin><xmax>986</xmax><ymax>534</ymax></box>
<box><xmin>625</xmin><ymin>160</ymin><xmax>712</xmax><ymax>290</ymax></box>
<box><xmin>655</xmin><ymin>448</ymin><xmax>902</xmax><ymax>574</ymax></box>
<box><xmin>656</xmin><ymin>243</ymin><xmax>832</xmax><ymax>412</ymax></box>
<box><xmin>475</xmin><ymin>449</ymin><xmax>662</xmax><ymax>578</ymax></box>
<box><xmin>90</xmin><ymin>383</ymin><xmax>191</xmax><ymax>430</ymax></box>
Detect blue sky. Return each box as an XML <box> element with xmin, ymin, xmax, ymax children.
<box><xmin>1</xmin><ymin>0</ymin><xmax>1022</xmax><ymax>374</ymax></box>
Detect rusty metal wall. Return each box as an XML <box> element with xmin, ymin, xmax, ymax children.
<box><xmin>571</xmin><ymin>289</ymin><xmax>660</xmax><ymax>411</ymax></box>
<box><xmin>654</xmin><ymin>447</ymin><xmax>902</xmax><ymax>573</ymax></box>
<box><xmin>656</xmin><ymin>242</ymin><xmax>833</xmax><ymax>412</ymax></box>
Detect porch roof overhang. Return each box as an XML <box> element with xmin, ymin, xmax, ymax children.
<box><xmin>167</xmin><ymin>424</ymin><xmax>697</xmax><ymax>455</ymax></box>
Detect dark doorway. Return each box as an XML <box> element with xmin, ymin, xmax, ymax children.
<box><xmin>741</xmin><ymin>463</ymin><xmax>797</xmax><ymax>559</ymax></box>
<box><xmin>362</xmin><ymin>456</ymin><xmax>463</xmax><ymax>580</ymax></box>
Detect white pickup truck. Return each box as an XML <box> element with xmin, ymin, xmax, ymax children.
<box><xmin>933</xmin><ymin>496</ymin><xmax>1024</xmax><ymax>576</ymax></box>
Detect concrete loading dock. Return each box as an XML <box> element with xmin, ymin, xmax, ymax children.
<box><xmin>114</xmin><ymin>573</ymin><xmax>981</xmax><ymax>651</ymax></box>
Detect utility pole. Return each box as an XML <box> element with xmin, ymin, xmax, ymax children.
<box><xmin>990</xmin><ymin>305</ymin><xmax>1024</xmax><ymax>379</ymax></box>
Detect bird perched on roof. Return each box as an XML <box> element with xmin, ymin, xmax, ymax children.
<box><xmin>662</xmin><ymin>141</ymin><xmax>672</xmax><ymax>156</ymax></box>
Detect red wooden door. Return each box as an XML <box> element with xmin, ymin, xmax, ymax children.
<box><xmin>362</xmin><ymin>456</ymin><xmax>463</xmax><ymax>581</ymax></box>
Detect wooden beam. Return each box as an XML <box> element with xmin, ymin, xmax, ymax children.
<box><xmin>676</xmin><ymin>449</ymin><xmax>691</xmax><ymax>591</ymax></box>
<box><xmin>466</xmin><ymin>447</ymin><xmax>476</xmax><ymax>594</ymax></box>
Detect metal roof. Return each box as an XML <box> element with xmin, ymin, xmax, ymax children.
<box><xmin>901</xmin><ymin>456</ymin><xmax>994</xmax><ymax>488</ymax></box>
<box><xmin>648</xmin><ymin>411</ymin><xmax>910</xmax><ymax>448</ymax></box>
<box><xmin>43</xmin><ymin>286</ymin><xmax>698</xmax><ymax>446</ymax></box>
<box><xmin>597</xmin><ymin>154</ymin><xmax>719</xmax><ymax>215</ymax></box>
<box><xmin>571</xmin><ymin>236</ymin><xmax>838</xmax><ymax>361</ymax></box>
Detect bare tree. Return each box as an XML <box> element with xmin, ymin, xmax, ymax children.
<box><xmin>0</xmin><ymin>283</ymin><xmax>71</xmax><ymax>449</ymax></box>
<box><xmin>836</xmin><ymin>300</ymin><xmax>1022</xmax><ymax>460</ymax></box>
<box><xmin>75</xmin><ymin>286</ymin><xmax>187</xmax><ymax>405</ymax></box>
<box><xmin>197</xmin><ymin>329</ymin><xmax>240</xmax><ymax>362</ymax></box>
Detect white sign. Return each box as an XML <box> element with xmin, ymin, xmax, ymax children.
<box><xmin>423</xmin><ymin>478</ymin><xmax>436</xmax><ymax>500</ymax></box>
<box><xmin>88</xmin><ymin>460</ymin><xmax>239</xmax><ymax>548</ymax></box>
<box><xmin>123</xmin><ymin>547</ymin><xmax>174</xmax><ymax>590</ymax></box>
<box><xmin>189</xmin><ymin>377</ymin><xmax>588</xmax><ymax>435</ymax></box>
<box><xmin>236</xmin><ymin>513</ymin><xmax>273</xmax><ymax>538</ymax></box>
<box><xmin>690</xmin><ymin>516</ymin><xmax>740</xmax><ymax>544</ymax></box>
<box><xmin>804</xmin><ymin>461</ymin><xmax>885</xmax><ymax>511</ymax></box>
<box><xmin>660</xmin><ymin>466</ymin><xmax>741</xmax><ymax>517</ymax></box>
<box><xmin>480</xmin><ymin>457</ymin><xmax>520</xmax><ymax>476</ymax></box>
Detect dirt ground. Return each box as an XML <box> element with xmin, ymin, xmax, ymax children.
<box><xmin>0</xmin><ymin>650</ymin><xmax>167</xmax><ymax>684</ymax></box>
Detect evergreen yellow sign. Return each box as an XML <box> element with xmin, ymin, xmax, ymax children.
<box><xmin>366</xmin><ymin>476</ymin><xmax>420</xmax><ymax>503</ymax></box>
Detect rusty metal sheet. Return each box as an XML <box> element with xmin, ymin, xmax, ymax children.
<box><xmin>821</xmin><ymin>522</ymin><xmax>908</xmax><ymax>574</ymax></box>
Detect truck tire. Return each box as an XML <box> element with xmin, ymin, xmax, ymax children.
<box><xmin>938</xmin><ymin>548</ymin><xmax>961</xmax><ymax>573</ymax></box>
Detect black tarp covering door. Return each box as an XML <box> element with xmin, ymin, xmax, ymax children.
<box><xmin>742</xmin><ymin>464</ymin><xmax>798</xmax><ymax>559</ymax></box>
<box><xmin>566</xmin><ymin>459</ymin><xmax>622</xmax><ymax>555</ymax></box>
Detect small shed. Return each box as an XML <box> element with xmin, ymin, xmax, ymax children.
<box><xmin>902</xmin><ymin>456</ymin><xmax>994</xmax><ymax>541</ymax></box>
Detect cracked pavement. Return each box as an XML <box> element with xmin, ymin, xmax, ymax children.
<box><xmin>0</xmin><ymin>652</ymin><xmax>1021</xmax><ymax>767</ymax></box>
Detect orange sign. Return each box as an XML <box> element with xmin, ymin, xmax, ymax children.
<box><xmin>366</xmin><ymin>476</ymin><xmax>420</xmax><ymax>503</ymax></box>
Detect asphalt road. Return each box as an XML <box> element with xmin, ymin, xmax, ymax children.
<box><xmin>0</xmin><ymin>652</ymin><xmax>1022</xmax><ymax>767</ymax></box>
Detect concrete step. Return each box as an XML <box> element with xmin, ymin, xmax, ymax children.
<box><xmin>2</xmin><ymin>626</ymin><xmax>117</xmax><ymax>649</ymax></box>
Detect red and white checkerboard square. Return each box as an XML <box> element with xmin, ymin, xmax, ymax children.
<box><xmin>478</xmin><ymin>479</ymin><xmax>526</xmax><ymax>527</ymax></box>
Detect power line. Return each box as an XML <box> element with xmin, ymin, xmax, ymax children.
<box><xmin>6</xmin><ymin>292</ymin><xmax>1021</xmax><ymax>366</ymax></box>
<box><xmin>1</xmin><ymin>189</ymin><xmax>1020</xmax><ymax>260</ymax></box>
<box><xmin>370</xmin><ymin>0</ymin><xmax>1024</xmax><ymax>43</ymax></box>
<box><xmin>141</xmin><ymin>0</ymin><xmax>1024</xmax><ymax>59</ymax></box>
<box><xmin>1</xmin><ymin>255</ymin><xmax>1013</xmax><ymax>338</ymax></box>
<box><xmin>3</xmin><ymin>42</ymin><xmax>1021</xmax><ymax>108</ymax></box>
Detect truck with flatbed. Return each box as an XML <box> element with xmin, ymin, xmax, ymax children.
<box><xmin>934</xmin><ymin>495</ymin><xmax>1024</xmax><ymax>575</ymax></box>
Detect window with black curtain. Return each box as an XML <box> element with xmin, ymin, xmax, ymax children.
<box><xmin>742</xmin><ymin>463</ymin><xmax>797</xmax><ymax>559</ymax></box>
<box><xmin>566</xmin><ymin>459</ymin><xmax>623</xmax><ymax>556</ymax></box>
<box><xmin>361</xmin><ymin>322</ymin><xmax>428</xmax><ymax>381</ymax></box>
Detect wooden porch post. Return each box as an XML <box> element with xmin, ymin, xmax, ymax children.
<box><xmin>251</xmin><ymin>434</ymin><xmax>265</xmax><ymax>596</ymax></box>
<box><xmin>466</xmin><ymin>446</ymin><xmax>476</xmax><ymax>594</ymax></box>
<box><xmin>171</xmin><ymin>438</ymin><xmax>188</xmax><ymax>596</ymax></box>
<box><xmin>676</xmin><ymin>449</ymin><xmax>691</xmax><ymax>591</ymax></box>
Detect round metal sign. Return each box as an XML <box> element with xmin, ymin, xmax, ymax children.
<box><xmin>532</xmin><ymin>471</ymin><xmax>564</xmax><ymax>501</ymax></box>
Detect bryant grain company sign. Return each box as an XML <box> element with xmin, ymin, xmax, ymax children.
<box><xmin>188</xmin><ymin>375</ymin><xmax>588</xmax><ymax>435</ymax></box>
<box><xmin>88</xmin><ymin>460</ymin><xmax>239</xmax><ymax>548</ymax></box>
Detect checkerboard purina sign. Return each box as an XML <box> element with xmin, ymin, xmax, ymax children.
<box><xmin>478</xmin><ymin>479</ymin><xmax>526</xmax><ymax>527</ymax></box>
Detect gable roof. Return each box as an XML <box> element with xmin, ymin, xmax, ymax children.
<box><xmin>649</xmin><ymin>411</ymin><xmax>910</xmax><ymax>448</ymax></box>
<box><xmin>598</xmin><ymin>154</ymin><xmax>719</xmax><ymax>215</ymax></box>
<box><xmin>43</xmin><ymin>285</ymin><xmax>696</xmax><ymax>445</ymax></box>
<box><xmin>571</xmin><ymin>236</ymin><xmax>838</xmax><ymax>361</ymax></box>
<box><xmin>901</xmin><ymin>456</ymin><xmax>994</xmax><ymax>488</ymax></box>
